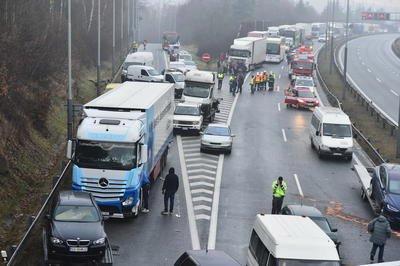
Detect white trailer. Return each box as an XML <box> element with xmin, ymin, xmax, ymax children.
<box><xmin>228</xmin><ymin>37</ymin><xmax>266</xmax><ymax>72</ymax></box>
<box><xmin>69</xmin><ymin>82</ymin><xmax>174</xmax><ymax>218</ymax></box>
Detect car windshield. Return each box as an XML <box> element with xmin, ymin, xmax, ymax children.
<box><xmin>183</xmin><ymin>86</ymin><xmax>210</xmax><ymax>98</ymax></box>
<box><xmin>175</xmin><ymin>106</ymin><xmax>200</xmax><ymax>116</ymax></box>
<box><xmin>311</xmin><ymin>217</ymin><xmax>331</xmax><ymax>232</ymax></box>
<box><xmin>297</xmin><ymin>90</ymin><xmax>315</xmax><ymax>98</ymax></box>
<box><xmin>229</xmin><ymin>49</ymin><xmax>250</xmax><ymax>58</ymax></box>
<box><xmin>323</xmin><ymin>123</ymin><xmax>352</xmax><ymax>138</ymax></box>
<box><xmin>278</xmin><ymin>260</ymin><xmax>340</xmax><ymax>266</ymax></box>
<box><xmin>388</xmin><ymin>179</ymin><xmax>400</xmax><ymax>195</ymax></box>
<box><xmin>172</xmin><ymin>73</ymin><xmax>185</xmax><ymax>82</ymax></box>
<box><xmin>267</xmin><ymin>43</ymin><xmax>280</xmax><ymax>55</ymax></box>
<box><xmin>74</xmin><ymin>141</ymin><xmax>137</xmax><ymax>170</ymax></box>
<box><xmin>164</xmin><ymin>34</ymin><xmax>179</xmax><ymax>43</ymax></box>
<box><xmin>292</xmin><ymin>61</ymin><xmax>313</xmax><ymax>70</ymax></box>
<box><xmin>205</xmin><ymin>126</ymin><xmax>230</xmax><ymax>136</ymax></box>
<box><xmin>54</xmin><ymin>205</ymin><xmax>100</xmax><ymax>222</ymax></box>
<box><xmin>296</xmin><ymin>79</ymin><xmax>314</xmax><ymax>87</ymax></box>
<box><xmin>148</xmin><ymin>69</ymin><xmax>160</xmax><ymax>76</ymax></box>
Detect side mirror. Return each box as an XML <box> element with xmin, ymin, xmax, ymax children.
<box><xmin>199</xmin><ymin>132</ymin><xmax>204</xmax><ymax>135</ymax></box>
<box><xmin>66</xmin><ymin>140</ymin><xmax>73</xmax><ymax>159</ymax></box>
<box><xmin>316</xmin><ymin>131</ymin><xmax>320</xmax><ymax>136</ymax></box>
<box><xmin>140</xmin><ymin>144</ymin><xmax>148</xmax><ymax>164</ymax></box>
<box><xmin>331</xmin><ymin>228</ymin><xmax>338</xmax><ymax>232</ymax></box>
<box><xmin>45</xmin><ymin>214</ymin><xmax>51</xmax><ymax>220</ymax></box>
<box><xmin>231</xmin><ymin>134</ymin><xmax>236</xmax><ymax>137</ymax></box>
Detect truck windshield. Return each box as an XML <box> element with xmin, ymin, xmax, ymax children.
<box><xmin>183</xmin><ymin>86</ymin><xmax>210</xmax><ymax>98</ymax></box>
<box><xmin>292</xmin><ymin>61</ymin><xmax>313</xmax><ymax>70</ymax></box>
<box><xmin>267</xmin><ymin>43</ymin><xmax>280</xmax><ymax>55</ymax></box>
<box><xmin>175</xmin><ymin>106</ymin><xmax>200</xmax><ymax>116</ymax></box>
<box><xmin>74</xmin><ymin>141</ymin><xmax>137</xmax><ymax>170</ymax></box>
<box><xmin>323</xmin><ymin>123</ymin><xmax>352</xmax><ymax>138</ymax></box>
<box><xmin>164</xmin><ymin>34</ymin><xmax>179</xmax><ymax>43</ymax></box>
<box><xmin>229</xmin><ymin>49</ymin><xmax>250</xmax><ymax>58</ymax></box>
<box><xmin>278</xmin><ymin>259</ymin><xmax>340</xmax><ymax>266</ymax></box>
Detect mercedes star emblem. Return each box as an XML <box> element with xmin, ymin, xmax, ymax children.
<box><xmin>99</xmin><ymin>178</ymin><xmax>109</xmax><ymax>188</ymax></box>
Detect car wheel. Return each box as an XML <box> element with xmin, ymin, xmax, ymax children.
<box><xmin>226</xmin><ymin>148</ymin><xmax>231</xmax><ymax>155</ymax></box>
<box><xmin>310</xmin><ymin>138</ymin><xmax>315</xmax><ymax>149</ymax></box>
<box><xmin>286</xmin><ymin>104</ymin><xmax>290</xmax><ymax>108</ymax></box>
<box><xmin>318</xmin><ymin>147</ymin><xmax>324</xmax><ymax>159</ymax></box>
<box><xmin>345</xmin><ymin>154</ymin><xmax>353</xmax><ymax>162</ymax></box>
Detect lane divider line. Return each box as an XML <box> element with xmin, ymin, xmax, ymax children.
<box><xmin>277</xmin><ymin>103</ymin><xmax>281</xmax><ymax>112</ymax></box>
<box><xmin>293</xmin><ymin>174</ymin><xmax>304</xmax><ymax>198</ymax></box>
<box><xmin>390</xmin><ymin>90</ymin><xmax>399</xmax><ymax>97</ymax></box>
<box><xmin>177</xmin><ymin>135</ymin><xmax>201</xmax><ymax>250</ymax></box>
<box><xmin>281</xmin><ymin>129</ymin><xmax>287</xmax><ymax>142</ymax></box>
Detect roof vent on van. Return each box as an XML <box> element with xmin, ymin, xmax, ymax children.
<box><xmin>99</xmin><ymin>119</ymin><xmax>120</xmax><ymax>125</ymax></box>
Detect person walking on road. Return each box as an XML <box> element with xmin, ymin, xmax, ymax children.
<box><xmin>271</xmin><ymin>176</ymin><xmax>287</xmax><ymax>214</ymax></box>
<box><xmin>230</xmin><ymin>75</ymin><xmax>237</xmax><ymax>96</ymax></box>
<box><xmin>141</xmin><ymin>174</ymin><xmax>151</xmax><ymax>213</ymax></box>
<box><xmin>237</xmin><ymin>72</ymin><xmax>244</xmax><ymax>94</ymax></box>
<box><xmin>249</xmin><ymin>75</ymin><xmax>255</xmax><ymax>94</ymax></box>
<box><xmin>217</xmin><ymin>71</ymin><xmax>224</xmax><ymax>90</ymax></box>
<box><xmin>162</xmin><ymin>167</ymin><xmax>179</xmax><ymax>215</ymax></box>
<box><xmin>368</xmin><ymin>210</ymin><xmax>391</xmax><ymax>263</ymax></box>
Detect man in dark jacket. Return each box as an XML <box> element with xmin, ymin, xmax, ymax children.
<box><xmin>237</xmin><ymin>72</ymin><xmax>244</xmax><ymax>94</ymax></box>
<box><xmin>368</xmin><ymin>210</ymin><xmax>391</xmax><ymax>262</ymax></box>
<box><xmin>162</xmin><ymin>167</ymin><xmax>179</xmax><ymax>215</ymax></box>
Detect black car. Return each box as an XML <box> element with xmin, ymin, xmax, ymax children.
<box><xmin>44</xmin><ymin>190</ymin><xmax>108</xmax><ymax>261</ymax></box>
<box><xmin>280</xmin><ymin>205</ymin><xmax>340</xmax><ymax>248</ymax></box>
<box><xmin>175</xmin><ymin>250</ymin><xmax>241</xmax><ymax>266</ymax></box>
<box><xmin>371</xmin><ymin>163</ymin><xmax>400</xmax><ymax>224</ymax></box>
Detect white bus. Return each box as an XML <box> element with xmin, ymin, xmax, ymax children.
<box><xmin>265</xmin><ymin>37</ymin><xmax>285</xmax><ymax>63</ymax></box>
<box><xmin>247</xmin><ymin>214</ymin><xmax>340</xmax><ymax>266</ymax></box>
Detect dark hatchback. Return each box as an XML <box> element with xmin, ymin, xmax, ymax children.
<box><xmin>44</xmin><ymin>190</ymin><xmax>108</xmax><ymax>261</ymax></box>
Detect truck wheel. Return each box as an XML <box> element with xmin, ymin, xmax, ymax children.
<box><xmin>310</xmin><ymin>138</ymin><xmax>315</xmax><ymax>149</ymax></box>
<box><xmin>318</xmin><ymin>148</ymin><xmax>324</xmax><ymax>159</ymax></box>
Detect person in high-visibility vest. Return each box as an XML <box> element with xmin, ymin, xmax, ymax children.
<box><xmin>271</xmin><ymin>176</ymin><xmax>287</xmax><ymax>214</ymax></box>
<box><xmin>217</xmin><ymin>72</ymin><xmax>224</xmax><ymax>90</ymax></box>
<box><xmin>255</xmin><ymin>72</ymin><xmax>261</xmax><ymax>91</ymax></box>
<box><xmin>262</xmin><ymin>71</ymin><xmax>268</xmax><ymax>90</ymax></box>
<box><xmin>250</xmin><ymin>75</ymin><xmax>255</xmax><ymax>94</ymax></box>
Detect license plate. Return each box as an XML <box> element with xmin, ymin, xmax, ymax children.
<box><xmin>182</xmin><ymin>128</ymin><xmax>188</xmax><ymax>130</ymax></box>
<box><xmin>101</xmin><ymin>212</ymin><xmax>109</xmax><ymax>216</ymax></box>
<box><xmin>333</xmin><ymin>153</ymin><xmax>342</xmax><ymax>156</ymax></box>
<box><xmin>70</xmin><ymin>247</ymin><xmax>88</xmax><ymax>252</ymax></box>
<box><xmin>308</xmin><ymin>103</ymin><xmax>314</xmax><ymax>106</ymax></box>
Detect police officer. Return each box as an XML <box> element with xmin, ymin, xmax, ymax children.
<box><xmin>271</xmin><ymin>176</ymin><xmax>287</xmax><ymax>214</ymax></box>
<box><xmin>217</xmin><ymin>71</ymin><xmax>224</xmax><ymax>90</ymax></box>
<box><xmin>268</xmin><ymin>72</ymin><xmax>276</xmax><ymax>91</ymax></box>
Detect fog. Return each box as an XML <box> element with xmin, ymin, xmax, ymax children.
<box><xmin>302</xmin><ymin>0</ymin><xmax>400</xmax><ymax>13</ymax></box>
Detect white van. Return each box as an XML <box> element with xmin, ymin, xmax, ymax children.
<box><xmin>309</xmin><ymin>107</ymin><xmax>354</xmax><ymax>160</ymax></box>
<box><xmin>126</xmin><ymin>65</ymin><xmax>164</xmax><ymax>82</ymax></box>
<box><xmin>121</xmin><ymin>52</ymin><xmax>154</xmax><ymax>81</ymax></box>
<box><xmin>247</xmin><ymin>214</ymin><xmax>340</xmax><ymax>266</ymax></box>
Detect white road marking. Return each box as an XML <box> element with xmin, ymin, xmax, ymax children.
<box><xmin>187</xmin><ymin>163</ymin><xmax>218</xmax><ymax>170</ymax></box>
<box><xmin>278</xmin><ymin>74</ymin><xmax>282</xmax><ymax>79</ymax></box>
<box><xmin>192</xmin><ymin>196</ymin><xmax>212</xmax><ymax>202</ymax></box>
<box><xmin>293</xmin><ymin>174</ymin><xmax>304</xmax><ymax>198</ymax></box>
<box><xmin>281</xmin><ymin>65</ymin><xmax>284</xmax><ymax>70</ymax></box>
<box><xmin>190</xmin><ymin>181</ymin><xmax>215</xmax><ymax>188</ymax></box>
<box><xmin>177</xmin><ymin>135</ymin><xmax>200</xmax><ymax>250</ymax></box>
<box><xmin>376</xmin><ymin>77</ymin><xmax>382</xmax><ymax>83</ymax></box>
<box><xmin>191</xmin><ymin>188</ymin><xmax>213</xmax><ymax>195</ymax></box>
<box><xmin>187</xmin><ymin>168</ymin><xmax>216</xmax><ymax>175</ymax></box>
<box><xmin>276</xmin><ymin>86</ymin><xmax>280</xmax><ymax>92</ymax></box>
<box><xmin>188</xmin><ymin>175</ymin><xmax>216</xmax><ymax>181</ymax></box>
<box><xmin>277</xmin><ymin>103</ymin><xmax>281</xmax><ymax>112</ymax></box>
<box><xmin>195</xmin><ymin>214</ymin><xmax>210</xmax><ymax>220</ymax></box>
<box><xmin>281</xmin><ymin>129</ymin><xmax>287</xmax><ymax>142</ymax></box>
<box><xmin>390</xmin><ymin>90</ymin><xmax>399</xmax><ymax>97</ymax></box>
<box><xmin>194</xmin><ymin>205</ymin><xmax>212</xmax><ymax>211</ymax></box>
<box><xmin>367</xmin><ymin>68</ymin><xmax>372</xmax><ymax>73</ymax></box>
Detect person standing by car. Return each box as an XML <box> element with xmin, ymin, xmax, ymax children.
<box><xmin>237</xmin><ymin>72</ymin><xmax>244</xmax><ymax>94</ymax></box>
<box><xmin>271</xmin><ymin>176</ymin><xmax>287</xmax><ymax>214</ymax></box>
<box><xmin>162</xmin><ymin>167</ymin><xmax>179</xmax><ymax>215</ymax></box>
<box><xmin>368</xmin><ymin>210</ymin><xmax>391</xmax><ymax>263</ymax></box>
<box><xmin>141</xmin><ymin>174</ymin><xmax>151</xmax><ymax>213</ymax></box>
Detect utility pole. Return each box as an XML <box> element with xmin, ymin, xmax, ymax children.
<box><xmin>127</xmin><ymin>0</ymin><xmax>130</xmax><ymax>48</ymax></box>
<box><xmin>342</xmin><ymin>0</ymin><xmax>350</xmax><ymax>101</ymax></box>
<box><xmin>325</xmin><ymin>0</ymin><xmax>330</xmax><ymax>58</ymax></box>
<box><xmin>133</xmin><ymin>0</ymin><xmax>137</xmax><ymax>41</ymax></box>
<box><xmin>112</xmin><ymin>0</ymin><xmax>115</xmax><ymax>77</ymax></box>
<box><xmin>329</xmin><ymin>0</ymin><xmax>335</xmax><ymax>74</ymax></box>
<box><xmin>121</xmin><ymin>0</ymin><xmax>124</xmax><ymax>59</ymax></box>
<box><xmin>96</xmin><ymin>0</ymin><xmax>101</xmax><ymax>96</ymax></box>
<box><xmin>67</xmin><ymin>0</ymin><xmax>73</xmax><ymax>141</ymax></box>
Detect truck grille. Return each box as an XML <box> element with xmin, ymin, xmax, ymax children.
<box><xmin>177</xmin><ymin>121</ymin><xmax>194</xmax><ymax>125</ymax></box>
<box><xmin>329</xmin><ymin>147</ymin><xmax>347</xmax><ymax>153</ymax></box>
<box><xmin>67</xmin><ymin>239</ymin><xmax>90</xmax><ymax>246</ymax></box>
<box><xmin>81</xmin><ymin>177</ymin><xmax>127</xmax><ymax>202</ymax></box>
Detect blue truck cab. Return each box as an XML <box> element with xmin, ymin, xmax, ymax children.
<box><xmin>68</xmin><ymin>82</ymin><xmax>174</xmax><ymax>218</ymax></box>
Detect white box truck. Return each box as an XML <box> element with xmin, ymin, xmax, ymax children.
<box><xmin>228</xmin><ymin>37</ymin><xmax>266</xmax><ymax>72</ymax></box>
<box><xmin>121</xmin><ymin>51</ymin><xmax>154</xmax><ymax>82</ymax></box>
<box><xmin>68</xmin><ymin>82</ymin><xmax>174</xmax><ymax>218</ymax></box>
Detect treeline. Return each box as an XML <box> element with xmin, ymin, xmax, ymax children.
<box><xmin>176</xmin><ymin>0</ymin><xmax>319</xmax><ymax>56</ymax></box>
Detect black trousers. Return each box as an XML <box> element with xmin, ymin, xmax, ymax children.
<box><xmin>142</xmin><ymin>184</ymin><xmax>150</xmax><ymax>209</ymax></box>
<box><xmin>164</xmin><ymin>192</ymin><xmax>175</xmax><ymax>212</ymax></box>
<box><xmin>271</xmin><ymin>196</ymin><xmax>284</xmax><ymax>214</ymax></box>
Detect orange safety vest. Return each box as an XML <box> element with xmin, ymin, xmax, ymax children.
<box><xmin>255</xmin><ymin>74</ymin><xmax>261</xmax><ymax>83</ymax></box>
<box><xmin>262</xmin><ymin>73</ymin><xmax>267</xmax><ymax>82</ymax></box>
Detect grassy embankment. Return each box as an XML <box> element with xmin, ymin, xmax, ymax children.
<box><xmin>182</xmin><ymin>45</ymin><xmax>218</xmax><ymax>72</ymax></box>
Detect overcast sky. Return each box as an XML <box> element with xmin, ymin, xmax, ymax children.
<box><xmin>303</xmin><ymin>0</ymin><xmax>400</xmax><ymax>12</ymax></box>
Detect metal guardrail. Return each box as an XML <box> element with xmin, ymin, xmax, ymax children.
<box><xmin>6</xmin><ymin>161</ymin><xmax>72</xmax><ymax>265</ymax></box>
<box><xmin>315</xmin><ymin>42</ymin><xmax>386</xmax><ymax>165</ymax></box>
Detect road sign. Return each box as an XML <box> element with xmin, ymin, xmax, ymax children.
<box><xmin>361</xmin><ymin>11</ymin><xmax>397</xmax><ymax>21</ymax></box>
<box><xmin>201</xmin><ymin>53</ymin><xmax>211</xmax><ymax>63</ymax></box>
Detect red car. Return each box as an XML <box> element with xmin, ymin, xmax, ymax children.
<box><xmin>284</xmin><ymin>87</ymin><xmax>319</xmax><ymax>109</ymax></box>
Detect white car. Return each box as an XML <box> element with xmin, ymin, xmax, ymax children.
<box><xmin>294</xmin><ymin>76</ymin><xmax>316</xmax><ymax>93</ymax></box>
<box><xmin>173</xmin><ymin>103</ymin><xmax>203</xmax><ymax>134</ymax></box>
<box><xmin>200</xmin><ymin>123</ymin><xmax>235</xmax><ymax>154</ymax></box>
<box><xmin>318</xmin><ymin>35</ymin><xmax>328</xmax><ymax>42</ymax></box>
<box><xmin>184</xmin><ymin>61</ymin><xmax>198</xmax><ymax>71</ymax></box>
<box><xmin>169</xmin><ymin>61</ymin><xmax>188</xmax><ymax>74</ymax></box>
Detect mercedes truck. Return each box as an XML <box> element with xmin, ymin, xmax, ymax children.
<box><xmin>68</xmin><ymin>82</ymin><xmax>174</xmax><ymax>218</ymax></box>
<box><xmin>228</xmin><ymin>37</ymin><xmax>266</xmax><ymax>72</ymax></box>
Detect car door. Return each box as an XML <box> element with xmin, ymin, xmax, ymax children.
<box><xmin>284</xmin><ymin>88</ymin><xmax>297</xmax><ymax>105</ymax></box>
<box><xmin>374</xmin><ymin>166</ymin><xmax>387</xmax><ymax>206</ymax></box>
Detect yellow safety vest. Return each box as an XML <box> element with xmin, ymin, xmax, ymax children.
<box><xmin>272</xmin><ymin>180</ymin><xmax>287</xmax><ymax>197</ymax></box>
<box><xmin>250</xmin><ymin>77</ymin><xmax>254</xmax><ymax>85</ymax></box>
<box><xmin>217</xmin><ymin>73</ymin><xmax>224</xmax><ymax>79</ymax></box>
<box><xmin>255</xmin><ymin>75</ymin><xmax>260</xmax><ymax>83</ymax></box>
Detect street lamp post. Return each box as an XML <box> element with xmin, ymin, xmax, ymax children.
<box><xmin>67</xmin><ymin>0</ymin><xmax>73</xmax><ymax>141</ymax></box>
<box><xmin>329</xmin><ymin>0</ymin><xmax>335</xmax><ymax>74</ymax></box>
<box><xmin>112</xmin><ymin>0</ymin><xmax>115</xmax><ymax>77</ymax></box>
<box><xmin>96</xmin><ymin>0</ymin><xmax>101</xmax><ymax>96</ymax></box>
<box><xmin>342</xmin><ymin>0</ymin><xmax>350</xmax><ymax>101</ymax></box>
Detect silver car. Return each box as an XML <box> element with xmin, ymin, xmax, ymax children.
<box><xmin>200</xmin><ymin>123</ymin><xmax>235</xmax><ymax>154</ymax></box>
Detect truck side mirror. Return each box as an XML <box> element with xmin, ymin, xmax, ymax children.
<box><xmin>316</xmin><ymin>131</ymin><xmax>320</xmax><ymax>136</ymax></box>
<box><xmin>141</xmin><ymin>144</ymin><xmax>148</xmax><ymax>164</ymax></box>
<box><xmin>353</xmin><ymin>133</ymin><xmax>358</xmax><ymax>139</ymax></box>
<box><xmin>66</xmin><ymin>140</ymin><xmax>73</xmax><ymax>159</ymax></box>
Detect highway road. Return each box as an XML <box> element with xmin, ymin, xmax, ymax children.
<box><xmin>338</xmin><ymin>34</ymin><xmax>400</xmax><ymax>124</ymax></box>
<box><xmin>55</xmin><ymin>42</ymin><xmax>400</xmax><ymax>265</ymax></box>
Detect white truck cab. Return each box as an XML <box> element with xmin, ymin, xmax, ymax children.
<box><xmin>165</xmin><ymin>71</ymin><xmax>185</xmax><ymax>98</ymax></box>
<box><xmin>121</xmin><ymin>52</ymin><xmax>154</xmax><ymax>82</ymax></box>
<box><xmin>126</xmin><ymin>65</ymin><xmax>164</xmax><ymax>82</ymax></box>
<box><xmin>310</xmin><ymin>107</ymin><xmax>354</xmax><ymax>160</ymax></box>
<box><xmin>173</xmin><ymin>102</ymin><xmax>203</xmax><ymax>134</ymax></box>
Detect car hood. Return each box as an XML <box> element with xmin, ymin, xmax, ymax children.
<box><xmin>174</xmin><ymin>114</ymin><xmax>202</xmax><ymax>122</ymax></box>
<box><xmin>175</xmin><ymin>82</ymin><xmax>185</xmax><ymax>89</ymax></box>
<box><xmin>298</xmin><ymin>97</ymin><xmax>317</xmax><ymax>102</ymax></box>
<box><xmin>51</xmin><ymin>221</ymin><xmax>106</xmax><ymax>241</ymax></box>
<box><xmin>202</xmin><ymin>134</ymin><xmax>231</xmax><ymax>143</ymax></box>
<box><xmin>386</xmin><ymin>193</ymin><xmax>400</xmax><ymax>209</ymax></box>
<box><xmin>321</xmin><ymin>136</ymin><xmax>353</xmax><ymax>148</ymax></box>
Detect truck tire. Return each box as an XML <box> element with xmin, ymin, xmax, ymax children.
<box><xmin>318</xmin><ymin>147</ymin><xmax>324</xmax><ymax>159</ymax></box>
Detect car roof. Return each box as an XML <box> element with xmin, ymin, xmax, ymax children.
<box><xmin>295</xmin><ymin>76</ymin><xmax>313</xmax><ymax>81</ymax></box>
<box><xmin>383</xmin><ymin>163</ymin><xmax>400</xmax><ymax>180</ymax></box>
<box><xmin>207</xmin><ymin>123</ymin><xmax>229</xmax><ymax>128</ymax></box>
<box><xmin>58</xmin><ymin>191</ymin><xmax>94</xmax><ymax>206</ymax></box>
<box><xmin>295</xmin><ymin>87</ymin><xmax>313</xmax><ymax>92</ymax></box>
<box><xmin>178</xmin><ymin>250</ymin><xmax>241</xmax><ymax>266</ymax></box>
<box><xmin>176</xmin><ymin>102</ymin><xmax>200</xmax><ymax>108</ymax></box>
<box><xmin>285</xmin><ymin>205</ymin><xmax>324</xmax><ymax>218</ymax></box>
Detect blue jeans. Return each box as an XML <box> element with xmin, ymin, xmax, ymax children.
<box><xmin>371</xmin><ymin>243</ymin><xmax>385</xmax><ymax>262</ymax></box>
<box><xmin>164</xmin><ymin>192</ymin><xmax>175</xmax><ymax>212</ymax></box>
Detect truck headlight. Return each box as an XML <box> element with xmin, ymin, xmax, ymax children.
<box><xmin>50</xmin><ymin>237</ymin><xmax>63</xmax><ymax>245</ymax></box>
<box><xmin>193</xmin><ymin>121</ymin><xmax>199</xmax><ymax>125</ymax></box>
<box><xmin>386</xmin><ymin>203</ymin><xmax>399</xmax><ymax>212</ymax></box>
<box><xmin>122</xmin><ymin>197</ymin><xmax>134</xmax><ymax>206</ymax></box>
<box><xmin>93</xmin><ymin>238</ymin><xmax>105</xmax><ymax>245</ymax></box>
